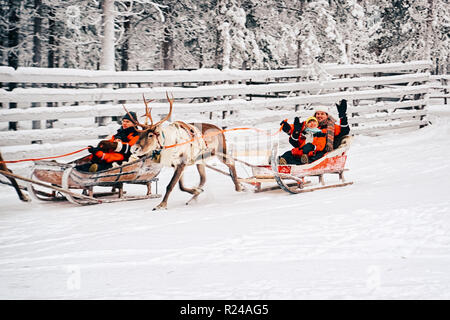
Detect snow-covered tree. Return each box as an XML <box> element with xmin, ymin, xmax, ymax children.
<box><xmin>240</xmin><ymin>0</ymin><xmax>298</xmax><ymax>68</ymax></box>
<box><xmin>296</xmin><ymin>0</ymin><xmax>346</xmax><ymax>66</ymax></box>
<box><xmin>0</xmin><ymin>0</ymin><xmax>447</xmax><ymax>71</ymax></box>
<box><xmin>370</xmin><ymin>0</ymin><xmax>449</xmax><ymax>73</ymax></box>
<box><xmin>332</xmin><ymin>0</ymin><xmax>377</xmax><ymax>64</ymax></box>
<box><xmin>215</xmin><ymin>0</ymin><xmax>268</xmax><ymax>69</ymax></box>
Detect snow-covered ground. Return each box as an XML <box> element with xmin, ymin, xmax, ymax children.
<box><xmin>0</xmin><ymin>104</ymin><xmax>449</xmax><ymax>300</ymax></box>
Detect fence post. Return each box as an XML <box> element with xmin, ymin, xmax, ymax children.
<box><xmin>443</xmin><ymin>78</ymin><xmax>448</xmax><ymax>105</ymax></box>
<box><xmin>8</xmin><ymin>82</ymin><xmax>17</xmax><ymax>130</ymax></box>
<box><xmin>32</xmin><ymin>82</ymin><xmax>42</xmax><ymax>129</ymax></box>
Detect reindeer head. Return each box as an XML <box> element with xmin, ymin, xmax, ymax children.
<box><xmin>125</xmin><ymin>92</ymin><xmax>174</xmax><ymax>157</ymax></box>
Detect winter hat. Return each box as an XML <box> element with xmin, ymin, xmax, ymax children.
<box><xmin>305</xmin><ymin>116</ymin><xmax>319</xmax><ymax>124</ymax></box>
<box><xmin>122</xmin><ymin>111</ymin><xmax>137</xmax><ymax>123</ymax></box>
<box><xmin>304</xmin><ymin>116</ymin><xmax>322</xmax><ymax>134</ymax></box>
<box><xmin>313</xmin><ymin>105</ymin><xmax>330</xmax><ymax>115</ymax></box>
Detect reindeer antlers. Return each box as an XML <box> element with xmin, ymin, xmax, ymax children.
<box><xmin>154</xmin><ymin>92</ymin><xmax>174</xmax><ymax>127</ymax></box>
<box><xmin>121</xmin><ymin>92</ymin><xmax>174</xmax><ymax>132</ymax></box>
<box><xmin>142</xmin><ymin>94</ymin><xmax>154</xmax><ymax>125</ymax></box>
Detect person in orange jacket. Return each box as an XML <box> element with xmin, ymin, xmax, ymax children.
<box><xmin>314</xmin><ymin>99</ymin><xmax>349</xmax><ymax>151</ymax></box>
<box><xmin>291</xmin><ymin>116</ymin><xmax>326</xmax><ymax>164</ymax></box>
<box><xmin>279</xmin><ymin>116</ymin><xmax>326</xmax><ymax>164</ymax></box>
<box><xmin>86</xmin><ymin>112</ymin><xmax>139</xmax><ymax>172</ymax></box>
<box><xmin>279</xmin><ymin>99</ymin><xmax>350</xmax><ymax>164</ymax></box>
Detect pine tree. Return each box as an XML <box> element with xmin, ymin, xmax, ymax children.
<box><xmin>296</xmin><ymin>0</ymin><xmax>346</xmax><ymax>66</ymax></box>
<box><xmin>370</xmin><ymin>0</ymin><xmax>449</xmax><ymax>72</ymax></box>
<box><xmin>332</xmin><ymin>0</ymin><xmax>377</xmax><ymax>64</ymax></box>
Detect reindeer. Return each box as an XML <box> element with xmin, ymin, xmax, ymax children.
<box><xmin>125</xmin><ymin>93</ymin><xmax>242</xmax><ymax>210</ymax></box>
<box><xmin>0</xmin><ymin>152</ymin><xmax>31</xmax><ymax>202</ymax></box>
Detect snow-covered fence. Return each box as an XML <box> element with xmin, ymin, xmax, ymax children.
<box><xmin>0</xmin><ymin>60</ymin><xmax>432</xmax><ymax>159</ymax></box>
<box><xmin>430</xmin><ymin>75</ymin><xmax>449</xmax><ymax>105</ymax></box>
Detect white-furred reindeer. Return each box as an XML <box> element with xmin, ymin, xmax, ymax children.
<box><xmin>127</xmin><ymin>93</ymin><xmax>242</xmax><ymax>210</ymax></box>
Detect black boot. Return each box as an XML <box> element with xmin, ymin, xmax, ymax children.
<box><xmin>279</xmin><ymin>151</ymin><xmax>303</xmax><ymax>165</ymax></box>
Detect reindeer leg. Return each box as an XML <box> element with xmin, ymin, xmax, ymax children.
<box><xmin>178</xmin><ymin>163</ymin><xmax>206</xmax><ymax>192</ymax></box>
<box><xmin>178</xmin><ymin>164</ymin><xmax>206</xmax><ymax>205</ymax></box>
<box><xmin>153</xmin><ymin>163</ymin><xmax>186</xmax><ymax>211</ymax></box>
<box><xmin>196</xmin><ymin>163</ymin><xmax>206</xmax><ymax>189</ymax></box>
<box><xmin>0</xmin><ymin>163</ymin><xmax>31</xmax><ymax>202</ymax></box>
<box><xmin>7</xmin><ymin>174</ymin><xmax>31</xmax><ymax>202</ymax></box>
<box><xmin>182</xmin><ymin>164</ymin><xmax>207</xmax><ymax>205</ymax></box>
<box><xmin>178</xmin><ymin>173</ymin><xmax>203</xmax><ymax>195</ymax></box>
<box><xmin>218</xmin><ymin>154</ymin><xmax>242</xmax><ymax>192</ymax></box>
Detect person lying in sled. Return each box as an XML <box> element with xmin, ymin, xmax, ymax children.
<box><xmin>279</xmin><ymin>116</ymin><xmax>326</xmax><ymax>165</ymax></box>
<box><xmin>81</xmin><ymin>112</ymin><xmax>139</xmax><ymax>172</ymax></box>
<box><xmin>279</xmin><ymin>99</ymin><xmax>350</xmax><ymax>164</ymax></box>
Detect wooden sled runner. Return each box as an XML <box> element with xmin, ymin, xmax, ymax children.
<box><xmin>26</xmin><ymin>154</ymin><xmax>162</xmax><ymax>205</ymax></box>
<box><xmin>238</xmin><ymin>136</ymin><xmax>353</xmax><ymax>193</ymax></box>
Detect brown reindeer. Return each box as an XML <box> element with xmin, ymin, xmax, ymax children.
<box><xmin>125</xmin><ymin>93</ymin><xmax>242</xmax><ymax>210</ymax></box>
<box><xmin>0</xmin><ymin>152</ymin><xmax>31</xmax><ymax>202</ymax></box>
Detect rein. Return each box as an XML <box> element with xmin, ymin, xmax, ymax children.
<box><xmin>0</xmin><ymin>147</ymin><xmax>89</xmax><ymax>164</ymax></box>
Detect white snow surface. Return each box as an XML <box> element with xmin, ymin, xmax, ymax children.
<box><xmin>0</xmin><ymin>105</ymin><xmax>450</xmax><ymax>300</ymax></box>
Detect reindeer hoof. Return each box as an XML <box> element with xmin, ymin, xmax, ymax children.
<box><xmin>153</xmin><ymin>204</ymin><xmax>167</xmax><ymax>211</ymax></box>
<box><xmin>193</xmin><ymin>187</ymin><xmax>204</xmax><ymax>195</ymax></box>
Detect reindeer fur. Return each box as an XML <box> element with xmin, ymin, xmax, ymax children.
<box><xmin>0</xmin><ymin>152</ymin><xmax>31</xmax><ymax>202</ymax></box>
<box><xmin>134</xmin><ymin>121</ymin><xmax>242</xmax><ymax>210</ymax></box>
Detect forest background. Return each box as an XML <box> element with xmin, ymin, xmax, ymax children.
<box><xmin>0</xmin><ymin>0</ymin><xmax>448</xmax><ymax>74</ymax></box>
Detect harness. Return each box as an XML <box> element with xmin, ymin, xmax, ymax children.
<box><xmin>146</xmin><ymin>122</ymin><xmax>208</xmax><ymax>163</ymax></box>
<box><xmin>149</xmin><ymin>131</ymin><xmax>165</xmax><ymax>161</ymax></box>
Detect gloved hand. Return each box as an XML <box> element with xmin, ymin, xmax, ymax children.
<box><xmin>88</xmin><ymin>146</ymin><xmax>99</xmax><ymax>154</ymax></box>
<box><xmin>336</xmin><ymin>99</ymin><xmax>347</xmax><ymax>118</ymax></box>
<box><xmin>280</xmin><ymin>119</ymin><xmax>291</xmax><ymax>134</ymax></box>
<box><xmin>302</xmin><ymin>143</ymin><xmax>315</xmax><ymax>154</ymax></box>
<box><xmin>291</xmin><ymin>130</ymin><xmax>300</xmax><ymax>140</ymax></box>
<box><xmin>290</xmin><ymin>117</ymin><xmax>303</xmax><ymax>140</ymax></box>
<box><xmin>293</xmin><ymin>117</ymin><xmax>302</xmax><ymax>131</ymax></box>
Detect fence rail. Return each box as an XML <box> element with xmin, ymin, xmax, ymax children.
<box><xmin>429</xmin><ymin>75</ymin><xmax>449</xmax><ymax>104</ymax></box>
<box><xmin>0</xmin><ymin>60</ymin><xmax>433</xmax><ymax>160</ymax></box>
<box><xmin>0</xmin><ymin>60</ymin><xmax>432</xmax><ymax>84</ymax></box>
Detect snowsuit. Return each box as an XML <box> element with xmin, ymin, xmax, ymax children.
<box><xmin>291</xmin><ymin>127</ymin><xmax>326</xmax><ymax>158</ymax></box>
<box><xmin>280</xmin><ymin>100</ymin><xmax>350</xmax><ymax>164</ymax></box>
<box><xmin>89</xmin><ymin>126</ymin><xmax>139</xmax><ymax>170</ymax></box>
<box><xmin>280</xmin><ymin>124</ymin><xmax>326</xmax><ymax>164</ymax></box>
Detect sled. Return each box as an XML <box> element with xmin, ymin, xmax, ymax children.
<box><xmin>25</xmin><ymin>154</ymin><xmax>162</xmax><ymax>205</ymax></box>
<box><xmin>238</xmin><ymin>136</ymin><xmax>353</xmax><ymax>193</ymax></box>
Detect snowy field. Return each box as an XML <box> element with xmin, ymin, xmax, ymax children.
<box><xmin>0</xmin><ymin>104</ymin><xmax>449</xmax><ymax>300</ymax></box>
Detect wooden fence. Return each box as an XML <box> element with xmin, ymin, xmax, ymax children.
<box><xmin>0</xmin><ymin>60</ymin><xmax>432</xmax><ymax>160</ymax></box>
<box><xmin>430</xmin><ymin>75</ymin><xmax>450</xmax><ymax>105</ymax></box>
